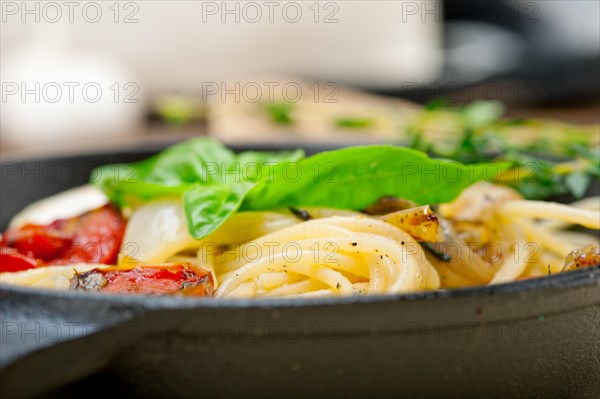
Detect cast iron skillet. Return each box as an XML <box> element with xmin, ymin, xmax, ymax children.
<box><xmin>1</xmin><ymin>142</ymin><xmax>599</xmax><ymax>399</ymax></box>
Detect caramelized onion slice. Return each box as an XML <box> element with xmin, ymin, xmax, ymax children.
<box><xmin>562</xmin><ymin>244</ymin><xmax>600</xmax><ymax>272</ymax></box>
<box><xmin>363</xmin><ymin>197</ymin><xmax>418</xmax><ymax>215</ymax></box>
<box><xmin>380</xmin><ymin>205</ymin><xmax>445</xmax><ymax>243</ymax></box>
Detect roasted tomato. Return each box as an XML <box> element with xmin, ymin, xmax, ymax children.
<box><xmin>2</xmin><ymin>205</ymin><xmax>125</xmax><ymax>266</ymax></box>
<box><xmin>0</xmin><ymin>247</ymin><xmax>38</xmax><ymax>273</ymax></box>
<box><xmin>5</xmin><ymin>225</ymin><xmax>71</xmax><ymax>262</ymax></box>
<box><xmin>69</xmin><ymin>263</ymin><xmax>214</xmax><ymax>297</ymax></box>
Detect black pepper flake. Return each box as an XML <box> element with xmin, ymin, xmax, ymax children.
<box><xmin>401</xmin><ymin>241</ymin><xmax>405</xmax><ymax>245</ymax></box>
<box><xmin>336</xmin><ymin>282</ymin><xmax>341</xmax><ymax>289</ymax></box>
<box><xmin>289</xmin><ymin>207</ymin><xmax>312</xmax><ymax>221</ymax></box>
<box><xmin>351</xmin><ymin>242</ymin><xmax>357</xmax><ymax>246</ymax></box>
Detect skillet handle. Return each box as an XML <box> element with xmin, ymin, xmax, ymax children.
<box><xmin>0</xmin><ymin>287</ymin><xmax>145</xmax><ymax>398</ymax></box>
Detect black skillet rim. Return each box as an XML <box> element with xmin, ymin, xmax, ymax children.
<box><xmin>1</xmin><ymin>264</ymin><xmax>598</xmax><ymax>310</ymax></box>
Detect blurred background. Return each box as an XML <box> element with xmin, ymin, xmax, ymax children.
<box><xmin>1</xmin><ymin>0</ymin><xmax>599</xmax><ymax>156</ymax></box>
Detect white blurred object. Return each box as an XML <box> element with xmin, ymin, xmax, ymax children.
<box><xmin>1</xmin><ymin>1</ymin><xmax>442</xmax><ymax>148</ymax></box>
<box><xmin>1</xmin><ymin>25</ymin><xmax>144</xmax><ymax>148</ymax></box>
<box><xmin>8</xmin><ymin>185</ymin><xmax>108</xmax><ymax>228</ymax></box>
<box><xmin>509</xmin><ymin>0</ymin><xmax>600</xmax><ymax>56</ymax></box>
<box><xmin>1</xmin><ymin>1</ymin><xmax>442</xmax><ymax>96</ymax></box>
<box><xmin>445</xmin><ymin>22</ymin><xmax>524</xmax><ymax>82</ymax></box>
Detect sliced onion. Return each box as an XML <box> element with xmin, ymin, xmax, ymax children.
<box><xmin>119</xmin><ymin>199</ymin><xmax>197</xmax><ymax>264</ymax></box>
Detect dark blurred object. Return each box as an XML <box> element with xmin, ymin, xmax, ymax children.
<box><xmin>382</xmin><ymin>0</ymin><xmax>600</xmax><ymax>106</ymax></box>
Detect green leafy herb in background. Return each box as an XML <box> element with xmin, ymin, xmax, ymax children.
<box><xmin>153</xmin><ymin>95</ymin><xmax>206</xmax><ymax>125</ymax></box>
<box><xmin>406</xmin><ymin>100</ymin><xmax>599</xmax><ymax>199</ymax></box>
<box><xmin>263</xmin><ymin>102</ymin><xmax>295</xmax><ymax>125</ymax></box>
<box><xmin>335</xmin><ymin>118</ymin><xmax>374</xmax><ymax>129</ymax></box>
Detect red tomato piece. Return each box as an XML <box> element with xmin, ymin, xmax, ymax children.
<box><xmin>51</xmin><ymin>205</ymin><xmax>125</xmax><ymax>265</ymax></box>
<box><xmin>2</xmin><ymin>205</ymin><xmax>125</xmax><ymax>266</ymax></box>
<box><xmin>70</xmin><ymin>263</ymin><xmax>214</xmax><ymax>296</ymax></box>
<box><xmin>0</xmin><ymin>247</ymin><xmax>38</xmax><ymax>273</ymax></box>
<box><xmin>7</xmin><ymin>225</ymin><xmax>70</xmax><ymax>261</ymax></box>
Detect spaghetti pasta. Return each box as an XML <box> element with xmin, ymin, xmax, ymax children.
<box><xmin>207</xmin><ymin>216</ymin><xmax>439</xmax><ymax>298</ymax></box>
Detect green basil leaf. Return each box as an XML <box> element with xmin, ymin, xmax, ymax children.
<box><xmin>92</xmin><ymin>139</ymin><xmax>511</xmax><ymax>240</ymax></box>
<box><xmin>91</xmin><ymin>163</ymin><xmax>190</xmax><ymax>207</ymax></box>
<box><xmin>180</xmin><ymin>148</ymin><xmax>304</xmax><ymax>239</ymax></box>
<box><xmin>91</xmin><ymin>138</ymin><xmax>234</xmax><ymax>204</ymax></box>
<box><xmin>183</xmin><ymin>181</ymin><xmax>256</xmax><ymax>239</ymax></box>
<box><xmin>91</xmin><ymin>139</ymin><xmax>305</xmax><ymax>238</ymax></box>
<box><xmin>244</xmin><ymin>146</ymin><xmax>509</xmax><ymax>210</ymax></box>
<box><xmin>234</xmin><ymin>149</ymin><xmax>304</xmax><ymax>181</ymax></box>
<box><xmin>140</xmin><ymin>138</ymin><xmax>236</xmax><ymax>185</ymax></box>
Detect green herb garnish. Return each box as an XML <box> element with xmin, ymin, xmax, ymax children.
<box><xmin>406</xmin><ymin>101</ymin><xmax>599</xmax><ymax>199</ymax></box>
<box><xmin>263</xmin><ymin>102</ymin><xmax>295</xmax><ymax>125</ymax></box>
<box><xmin>92</xmin><ymin>138</ymin><xmax>509</xmax><ymax>239</ymax></box>
<box><xmin>335</xmin><ymin>118</ymin><xmax>374</xmax><ymax>129</ymax></box>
